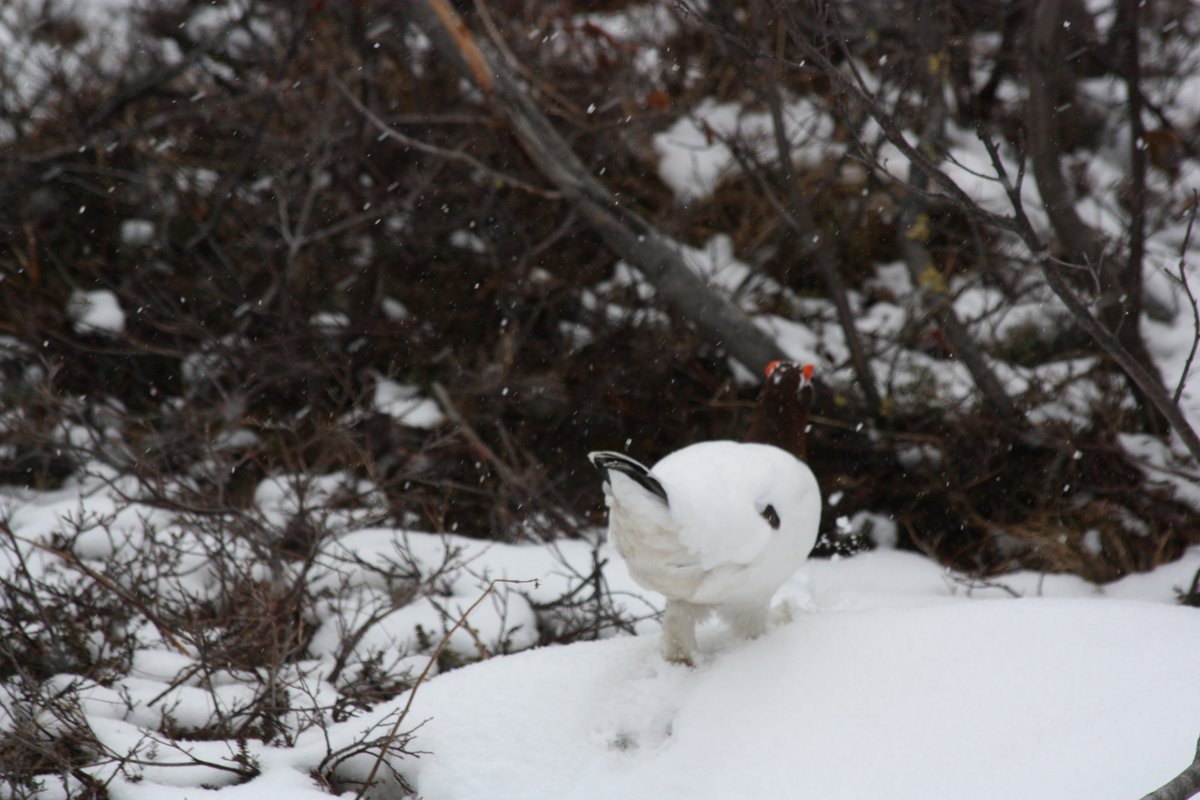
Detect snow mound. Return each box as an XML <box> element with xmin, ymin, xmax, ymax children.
<box><xmin>68</xmin><ymin>289</ymin><xmax>126</xmax><ymax>335</ymax></box>
<box><xmin>396</xmin><ymin>598</ymin><xmax>1200</xmax><ymax>800</ymax></box>
<box><xmin>6</xmin><ymin>460</ymin><xmax>1200</xmax><ymax>799</ymax></box>
<box><xmin>373</xmin><ymin>378</ymin><xmax>445</xmax><ymax>429</ymax></box>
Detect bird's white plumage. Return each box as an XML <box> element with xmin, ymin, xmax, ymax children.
<box><xmin>654</xmin><ymin>441</ymin><xmax>813</xmax><ymax>570</ymax></box>
<box><xmin>597</xmin><ymin>440</ymin><xmax>821</xmax><ymax>662</ymax></box>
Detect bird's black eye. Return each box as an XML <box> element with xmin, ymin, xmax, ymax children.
<box><xmin>761</xmin><ymin>504</ymin><xmax>780</xmax><ymax>529</ymax></box>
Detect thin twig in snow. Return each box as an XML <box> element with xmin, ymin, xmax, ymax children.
<box><xmin>13</xmin><ymin>531</ymin><xmax>191</xmax><ymax>654</ymax></box>
<box><xmin>353</xmin><ymin>577</ymin><xmax>538</xmax><ymax>800</ymax></box>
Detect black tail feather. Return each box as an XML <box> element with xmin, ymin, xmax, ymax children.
<box><xmin>587</xmin><ymin>451</ymin><xmax>669</xmax><ymax>504</ymax></box>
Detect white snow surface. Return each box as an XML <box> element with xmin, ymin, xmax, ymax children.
<box><xmin>119</xmin><ymin>219</ymin><xmax>156</xmax><ymax>246</ymax></box>
<box><xmin>67</xmin><ymin>289</ymin><xmax>126</xmax><ymax>335</ymax></box>
<box><xmin>5</xmin><ymin>471</ymin><xmax>1200</xmax><ymax>799</ymax></box>
<box><xmin>373</xmin><ymin>377</ymin><xmax>445</xmax><ymax>428</ymax></box>
<box><xmin>654</xmin><ymin>98</ymin><xmax>835</xmax><ymax>201</ymax></box>
<box><xmin>0</xmin><ymin>0</ymin><xmax>151</xmax><ymax>142</ymax></box>
<box><xmin>402</xmin><ymin>598</ymin><xmax>1200</xmax><ymax>800</ymax></box>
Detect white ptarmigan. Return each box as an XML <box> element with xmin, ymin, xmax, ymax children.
<box><xmin>589</xmin><ymin>361</ymin><xmax>821</xmax><ymax>665</ymax></box>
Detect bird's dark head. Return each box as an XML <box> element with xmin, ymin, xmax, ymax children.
<box><xmin>747</xmin><ymin>360</ymin><xmax>816</xmax><ymax>461</ymax></box>
<box><xmin>763</xmin><ymin>360</ymin><xmax>814</xmax><ymax>394</ymax></box>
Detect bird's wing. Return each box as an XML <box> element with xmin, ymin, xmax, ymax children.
<box><xmin>654</xmin><ymin>441</ymin><xmax>817</xmax><ymax>571</ymax></box>
<box><xmin>600</xmin><ymin>469</ymin><xmax>716</xmax><ymax>597</ymax></box>
<box><xmin>588</xmin><ymin>451</ymin><xmax>707</xmax><ymax>583</ymax></box>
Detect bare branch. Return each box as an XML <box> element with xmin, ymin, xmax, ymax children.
<box><xmin>333</xmin><ymin>78</ymin><xmax>560</xmax><ymax>199</ymax></box>
<box><xmin>769</xmin><ymin>0</ymin><xmax>1200</xmax><ymax>461</ymax></box>
<box><xmin>980</xmin><ymin>133</ymin><xmax>1200</xmax><ymax>460</ymax></box>
<box><xmin>1026</xmin><ymin>0</ymin><xmax>1168</xmax><ymax>433</ymax></box>
<box><xmin>15</xmin><ymin>531</ymin><xmax>191</xmax><ymax>655</ymax></box>
<box><xmin>769</xmin><ymin>1</ymin><xmax>1023</xmax><ymax>237</ymax></box>
<box><xmin>1024</xmin><ymin>0</ymin><xmax>1106</xmax><ymax>268</ymax></box>
<box><xmin>402</xmin><ymin>0</ymin><xmax>784</xmax><ymax>374</ymax></box>
<box><xmin>752</xmin><ymin>0</ymin><xmax>881</xmax><ymax>413</ymax></box>
<box><xmin>891</xmin><ymin>0</ymin><xmax>1023</xmax><ymax>425</ymax></box>
<box><xmin>1123</xmin><ymin>0</ymin><xmax>1148</xmax><ymax>331</ymax></box>
<box><xmin>1172</xmin><ymin>192</ymin><xmax>1200</xmax><ymax>406</ymax></box>
<box><xmin>1138</xmin><ymin>736</ymin><xmax>1200</xmax><ymax>800</ymax></box>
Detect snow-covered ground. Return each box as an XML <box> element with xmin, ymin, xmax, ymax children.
<box><xmin>396</xmin><ymin>591</ymin><xmax>1200</xmax><ymax>800</ymax></box>
<box><xmin>5</xmin><ymin>469</ymin><xmax>1200</xmax><ymax>799</ymax></box>
<box><xmin>5</xmin><ymin>2</ymin><xmax>1200</xmax><ymax>799</ymax></box>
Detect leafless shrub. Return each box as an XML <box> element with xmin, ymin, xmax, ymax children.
<box><xmin>2</xmin><ymin>0</ymin><xmax>1198</xmax><ymax>585</ymax></box>
<box><xmin>4</xmin><ymin>2</ymin><xmax>1200</xmax><ymax>789</ymax></box>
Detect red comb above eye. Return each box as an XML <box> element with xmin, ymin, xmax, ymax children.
<box><xmin>764</xmin><ymin>359</ymin><xmax>781</xmax><ymax>377</ymax></box>
<box><xmin>802</xmin><ymin>364</ymin><xmax>814</xmax><ymax>380</ymax></box>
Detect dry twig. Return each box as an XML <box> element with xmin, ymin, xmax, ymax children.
<box><xmin>353</xmin><ymin>577</ymin><xmax>537</xmax><ymax>799</ymax></box>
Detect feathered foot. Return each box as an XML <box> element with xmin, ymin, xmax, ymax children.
<box><xmin>661</xmin><ymin>600</ymin><xmax>703</xmax><ymax>666</ymax></box>
<box><xmin>718</xmin><ymin>602</ymin><xmax>770</xmax><ymax>640</ymax></box>
<box><xmin>770</xmin><ymin>597</ymin><xmax>797</xmax><ymax>627</ymax></box>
